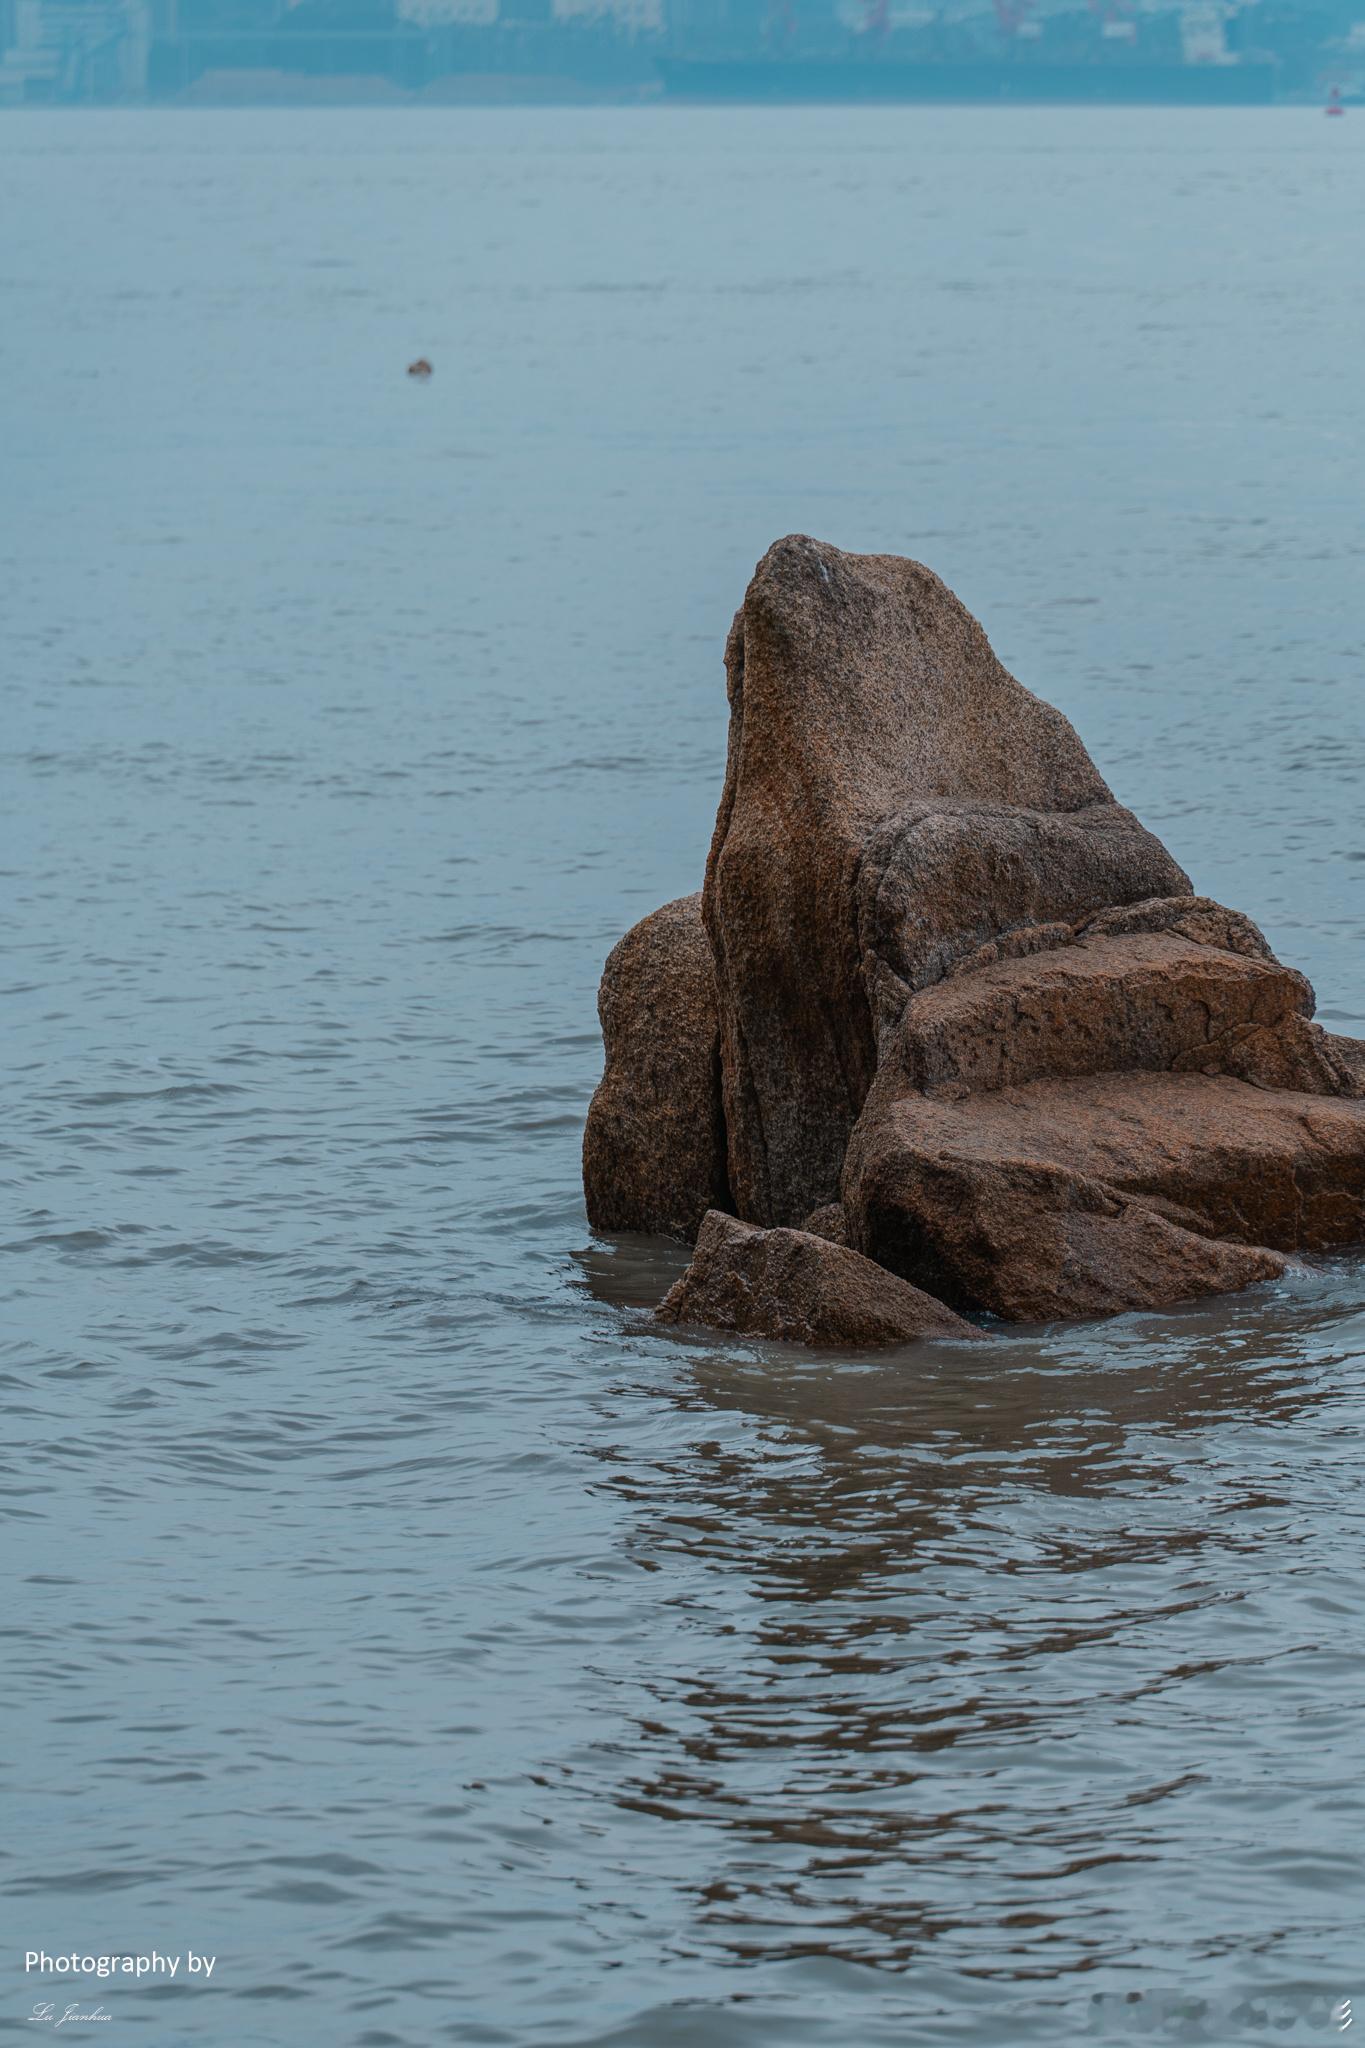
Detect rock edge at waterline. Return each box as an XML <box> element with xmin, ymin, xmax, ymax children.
<box><xmin>657</xmin><ymin>1210</ymin><xmax>973</xmax><ymax>1347</ymax></box>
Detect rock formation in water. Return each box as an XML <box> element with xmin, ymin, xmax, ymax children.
<box><xmin>583</xmin><ymin>536</ymin><xmax>1365</xmax><ymax>1340</ymax></box>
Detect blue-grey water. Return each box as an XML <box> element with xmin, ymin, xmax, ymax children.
<box><xmin>4</xmin><ymin>105</ymin><xmax>1365</xmax><ymax>2047</ymax></box>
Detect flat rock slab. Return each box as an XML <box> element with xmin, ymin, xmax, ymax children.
<box><xmin>845</xmin><ymin>1070</ymin><xmax>1365</xmax><ymax>1320</ymax></box>
<box><xmin>657</xmin><ymin>1209</ymin><xmax>971</xmax><ymax>1348</ymax></box>
<box><xmin>896</xmin><ymin>930</ymin><xmax>1331</xmax><ymax>1099</ymax></box>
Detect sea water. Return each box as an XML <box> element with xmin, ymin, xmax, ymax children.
<box><xmin>4</xmin><ymin>104</ymin><xmax>1365</xmax><ymax>2045</ymax></box>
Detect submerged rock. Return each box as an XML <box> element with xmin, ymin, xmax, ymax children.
<box><xmin>657</xmin><ymin>1210</ymin><xmax>971</xmax><ymax>1347</ymax></box>
<box><xmin>584</xmin><ymin>537</ymin><xmax>1365</xmax><ymax>1332</ymax></box>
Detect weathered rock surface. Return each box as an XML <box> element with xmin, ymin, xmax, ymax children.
<box><xmin>583</xmin><ymin>536</ymin><xmax>1365</xmax><ymax>1330</ymax></box>
<box><xmin>894</xmin><ymin>930</ymin><xmax>1332</xmax><ymax>1099</ymax></box>
<box><xmin>1079</xmin><ymin>893</ymin><xmax>1276</xmax><ymax>959</ymax></box>
<box><xmin>800</xmin><ymin>1203</ymin><xmax>850</xmax><ymax>1246</ymax></box>
<box><xmin>657</xmin><ymin>1210</ymin><xmax>971</xmax><ymax>1346</ymax></box>
<box><xmin>843</xmin><ymin>1070</ymin><xmax>1365</xmax><ymax>1318</ymax></box>
<box><xmin>702</xmin><ymin>539</ymin><xmax>1189</xmax><ymax>1225</ymax></box>
<box><xmin>582</xmin><ymin>894</ymin><xmax>729</xmax><ymax>1242</ymax></box>
<box><xmin>857</xmin><ymin>800</ymin><xmax>1190</xmax><ymax>1038</ymax></box>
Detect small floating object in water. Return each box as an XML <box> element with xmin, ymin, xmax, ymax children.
<box><xmin>407</xmin><ymin>358</ymin><xmax>434</xmax><ymax>378</ymax></box>
<box><xmin>1326</xmin><ymin>85</ymin><xmax>1345</xmax><ymax>115</ymax></box>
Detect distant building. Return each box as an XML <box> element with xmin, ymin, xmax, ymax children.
<box><xmin>1</xmin><ymin>0</ymin><xmax>149</xmax><ymax>99</ymax></box>
<box><xmin>395</xmin><ymin>0</ymin><xmax>660</xmax><ymax>29</ymax></box>
<box><xmin>397</xmin><ymin>0</ymin><xmax>498</xmax><ymax>23</ymax></box>
<box><xmin>1180</xmin><ymin>0</ymin><xmax>1230</xmax><ymax>61</ymax></box>
<box><xmin>0</xmin><ymin>0</ymin><xmax>1357</xmax><ymax>103</ymax></box>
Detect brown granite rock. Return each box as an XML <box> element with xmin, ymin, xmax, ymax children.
<box><xmin>843</xmin><ymin>1069</ymin><xmax>1365</xmax><ymax>1319</ymax></box>
<box><xmin>582</xmin><ymin>894</ymin><xmax>729</xmax><ymax>1242</ymax></box>
<box><xmin>1079</xmin><ymin>894</ymin><xmax>1277</xmax><ymax>960</ymax></box>
<box><xmin>894</xmin><ymin>930</ymin><xmax>1335</xmax><ymax>1100</ymax></box>
<box><xmin>800</xmin><ymin>1203</ymin><xmax>850</xmax><ymax>1245</ymax></box>
<box><xmin>857</xmin><ymin>800</ymin><xmax>1190</xmax><ymax>1035</ymax></box>
<box><xmin>1327</xmin><ymin>1033</ymin><xmax>1365</xmax><ymax>1096</ymax></box>
<box><xmin>657</xmin><ymin>1209</ymin><xmax>971</xmax><ymax>1346</ymax></box>
<box><xmin>838</xmin><ymin>903</ymin><xmax>1365</xmax><ymax>1317</ymax></box>
<box><xmin>584</xmin><ymin>538</ymin><xmax>1365</xmax><ymax>1325</ymax></box>
<box><xmin>702</xmin><ymin>538</ymin><xmax>1189</xmax><ymax>1224</ymax></box>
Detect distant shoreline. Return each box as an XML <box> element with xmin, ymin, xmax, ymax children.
<box><xmin>1</xmin><ymin>73</ymin><xmax>1350</xmax><ymax>108</ymax></box>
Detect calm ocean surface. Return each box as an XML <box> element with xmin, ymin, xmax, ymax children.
<box><xmin>4</xmin><ymin>104</ymin><xmax>1365</xmax><ymax>2047</ymax></box>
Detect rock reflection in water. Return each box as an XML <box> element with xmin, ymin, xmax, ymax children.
<box><xmin>573</xmin><ymin>1251</ymin><xmax>1362</xmax><ymax>2005</ymax></box>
